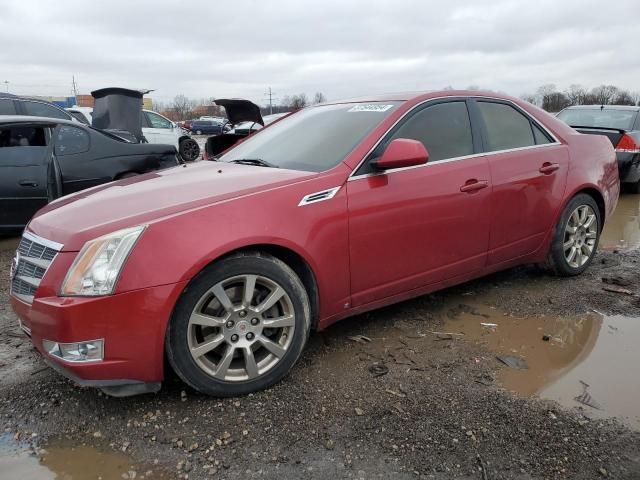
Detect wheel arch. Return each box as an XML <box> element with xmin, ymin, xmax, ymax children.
<box><xmin>565</xmin><ymin>185</ymin><xmax>606</xmax><ymax>224</ymax></box>
<box><xmin>185</xmin><ymin>243</ymin><xmax>321</xmax><ymax>330</ymax></box>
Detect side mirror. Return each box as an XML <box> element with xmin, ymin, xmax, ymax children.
<box><xmin>373</xmin><ymin>138</ymin><xmax>429</xmax><ymax>170</ymax></box>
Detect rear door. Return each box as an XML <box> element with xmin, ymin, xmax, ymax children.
<box><xmin>472</xmin><ymin>99</ymin><xmax>569</xmax><ymax>265</ymax></box>
<box><xmin>0</xmin><ymin>125</ymin><xmax>50</xmax><ymax>228</ymax></box>
<box><xmin>53</xmin><ymin>124</ymin><xmax>97</xmax><ymax>195</ymax></box>
<box><xmin>347</xmin><ymin>99</ymin><xmax>492</xmax><ymax>306</ymax></box>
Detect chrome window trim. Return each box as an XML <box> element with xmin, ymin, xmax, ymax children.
<box><xmin>22</xmin><ymin>231</ymin><xmax>64</xmax><ymax>251</ymax></box>
<box><xmin>347</xmin><ymin>95</ymin><xmax>561</xmax><ymax>182</ymax></box>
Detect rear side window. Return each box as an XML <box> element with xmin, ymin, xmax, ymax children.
<box><xmin>55</xmin><ymin>125</ymin><xmax>89</xmax><ymax>155</ymax></box>
<box><xmin>0</xmin><ymin>99</ymin><xmax>16</xmax><ymax>115</ymax></box>
<box><xmin>22</xmin><ymin>100</ymin><xmax>71</xmax><ymax>120</ymax></box>
<box><xmin>532</xmin><ymin>124</ymin><xmax>552</xmax><ymax>145</ymax></box>
<box><xmin>387</xmin><ymin>101</ymin><xmax>474</xmax><ymax>162</ymax></box>
<box><xmin>478</xmin><ymin>102</ymin><xmax>535</xmax><ymax>151</ymax></box>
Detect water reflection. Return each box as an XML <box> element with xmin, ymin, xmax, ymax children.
<box><xmin>0</xmin><ymin>433</ymin><xmax>168</xmax><ymax>480</ymax></box>
<box><xmin>601</xmin><ymin>193</ymin><xmax>640</xmax><ymax>250</ymax></box>
<box><xmin>443</xmin><ymin>303</ymin><xmax>640</xmax><ymax>429</ymax></box>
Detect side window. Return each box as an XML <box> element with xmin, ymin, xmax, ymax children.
<box><xmin>532</xmin><ymin>123</ymin><xmax>552</xmax><ymax>145</ymax></box>
<box><xmin>0</xmin><ymin>127</ymin><xmax>48</xmax><ymax>166</ymax></box>
<box><xmin>477</xmin><ymin>102</ymin><xmax>535</xmax><ymax>151</ymax></box>
<box><xmin>0</xmin><ymin>99</ymin><xmax>16</xmax><ymax>115</ymax></box>
<box><xmin>55</xmin><ymin>126</ymin><xmax>90</xmax><ymax>155</ymax></box>
<box><xmin>145</xmin><ymin>111</ymin><xmax>172</xmax><ymax>129</ymax></box>
<box><xmin>387</xmin><ymin>101</ymin><xmax>474</xmax><ymax>163</ymax></box>
<box><xmin>22</xmin><ymin>101</ymin><xmax>71</xmax><ymax>120</ymax></box>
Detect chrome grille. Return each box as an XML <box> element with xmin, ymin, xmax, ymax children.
<box><xmin>10</xmin><ymin>232</ymin><xmax>63</xmax><ymax>304</ymax></box>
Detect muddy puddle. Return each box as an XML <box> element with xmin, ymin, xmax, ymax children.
<box><xmin>442</xmin><ymin>302</ymin><xmax>640</xmax><ymax>429</ymax></box>
<box><xmin>0</xmin><ymin>433</ymin><xmax>170</xmax><ymax>480</ymax></box>
<box><xmin>601</xmin><ymin>193</ymin><xmax>640</xmax><ymax>251</ymax></box>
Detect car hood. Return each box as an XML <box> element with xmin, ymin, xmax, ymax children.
<box><xmin>215</xmin><ymin>99</ymin><xmax>264</xmax><ymax>126</ymax></box>
<box><xmin>28</xmin><ymin>161</ymin><xmax>315</xmax><ymax>251</ymax></box>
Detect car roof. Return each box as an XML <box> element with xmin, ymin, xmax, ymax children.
<box><xmin>0</xmin><ymin>115</ymin><xmax>81</xmax><ymax>126</ymax></box>
<box><xmin>322</xmin><ymin>89</ymin><xmax>522</xmax><ymax>105</ymax></box>
<box><xmin>562</xmin><ymin>105</ymin><xmax>640</xmax><ymax>112</ymax></box>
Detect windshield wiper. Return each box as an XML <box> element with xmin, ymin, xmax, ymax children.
<box><xmin>229</xmin><ymin>158</ymin><xmax>279</xmax><ymax>168</ymax></box>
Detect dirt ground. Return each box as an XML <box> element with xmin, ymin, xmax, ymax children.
<box><xmin>1</xmin><ymin>217</ymin><xmax>640</xmax><ymax>479</ymax></box>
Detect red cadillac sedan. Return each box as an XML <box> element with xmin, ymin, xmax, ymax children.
<box><xmin>10</xmin><ymin>91</ymin><xmax>619</xmax><ymax>397</ymax></box>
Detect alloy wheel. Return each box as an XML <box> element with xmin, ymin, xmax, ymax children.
<box><xmin>187</xmin><ymin>274</ymin><xmax>296</xmax><ymax>382</ymax></box>
<box><xmin>563</xmin><ymin>204</ymin><xmax>597</xmax><ymax>268</ymax></box>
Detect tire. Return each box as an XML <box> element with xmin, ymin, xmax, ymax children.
<box><xmin>166</xmin><ymin>252</ymin><xmax>311</xmax><ymax>396</ymax></box>
<box><xmin>179</xmin><ymin>138</ymin><xmax>200</xmax><ymax>162</ymax></box>
<box><xmin>547</xmin><ymin>193</ymin><xmax>601</xmax><ymax>276</ymax></box>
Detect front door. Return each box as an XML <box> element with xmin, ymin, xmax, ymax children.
<box><xmin>347</xmin><ymin>100</ymin><xmax>492</xmax><ymax>307</ymax></box>
<box><xmin>143</xmin><ymin>111</ymin><xmax>176</xmax><ymax>146</ymax></box>
<box><xmin>0</xmin><ymin>124</ymin><xmax>50</xmax><ymax>229</ymax></box>
<box><xmin>471</xmin><ymin>99</ymin><xmax>569</xmax><ymax>265</ymax></box>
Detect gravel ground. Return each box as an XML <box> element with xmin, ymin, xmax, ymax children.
<box><xmin>1</xmin><ymin>240</ymin><xmax>639</xmax><ymax>479</ymax></box>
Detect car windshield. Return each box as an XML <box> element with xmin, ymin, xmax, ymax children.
<box><xmin>219</xmin><ymin>102</ymin><xmax>402</xmax><ymax>172</ymax></box>
<box><xmin>557</xmin><ymin>108</ymin><xmax>638</xmax><ymax>130</ymax></box>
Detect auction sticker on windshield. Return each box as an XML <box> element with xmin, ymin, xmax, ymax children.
<box><xmin>348</xmin><ymin>104</ymin><xmax>395</xmax><ymax>112</ymax></box>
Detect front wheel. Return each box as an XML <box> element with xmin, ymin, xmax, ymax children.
<box><xmin>166</xmin><ymin>252</ymin><xmax>311</xmax><ymax>396</ymax></box>
<box><xmin>547</xmin><ymin>194</ymin><xmax>601</xmax><ymax>276</ymax></box>
<box><xmin>179</xmin><ymin>138</ymin><xmax>200</xmax><ymax>162</ymax></box>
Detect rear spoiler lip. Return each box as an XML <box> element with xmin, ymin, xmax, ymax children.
<box><xmin>570</xmin><ymin>125</ymin><xmax>628</xmax><ymax>134</ymax></box>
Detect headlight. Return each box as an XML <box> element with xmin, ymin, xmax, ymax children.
<box><xmin>60</xmin><ymin>225</ymin><xmax>146</xmax><ymax>296</ymax></box>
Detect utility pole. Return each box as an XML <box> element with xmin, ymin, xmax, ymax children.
<box><xmin>263</xmin><ymin>87</ymin><xmax>276</xmax><ymax>115</ymax></box>
<box><xmin>3</xmin><ymin>80</ymin><xmax>8</xmax><ymax>93</ymax></box>
<box><xmin>71</xmin><ymin>75</ymin><xmax>79</xmax><ymax>100</ymax></box>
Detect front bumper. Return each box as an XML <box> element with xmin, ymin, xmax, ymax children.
<box><xmin>11</xmin><ymin>281</ymin><xmax>187</xmax><ymax>395</ymax></box>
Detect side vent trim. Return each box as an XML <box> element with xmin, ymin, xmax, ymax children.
<box><xmin>298</xmin><ymin>186</ymin><xmax>341</xmax><ymax>207</ymax></box>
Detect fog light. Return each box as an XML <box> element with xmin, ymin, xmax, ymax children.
<box><xmin>43</xmin><ymin>339</ymin><xmax>104</xmax><ymax>363</ymax></box>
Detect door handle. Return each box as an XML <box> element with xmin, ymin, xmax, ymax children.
<box><xmin>539</xmin><ymin>162</ymin><xmax>560</xmax><ymax>175</ymax></box>
<box><xmin>19</xmin><ymin>180</ymin><xmax>39</xmax><ymax>187</ymax></box>
<box><xmin>460</xmin><ymin>179</ymin><xmax>489</xmax><ymax>193</ymax></box>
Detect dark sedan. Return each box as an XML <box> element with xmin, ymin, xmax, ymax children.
<box><xmin>557</xmin><ymin>105</ymin><xmax>640</xmax><ymax>192</ymax></box>
<box><xmin>0</xmin><ymin>116</ymin><xmax>180</xmax><ymax>232</ymax></box>
<box><xmin>189</xmin><ymin>120</ymin><xmax>225</xmax><ymax>135</ymax></box>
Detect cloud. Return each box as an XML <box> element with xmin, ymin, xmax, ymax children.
<box><xmin>1</xmin><ymin>0</ymin><xmax>639</xmax><ymax>105</ymax></box>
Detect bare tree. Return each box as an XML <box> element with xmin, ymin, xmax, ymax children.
<box><xmin>289</xmin><ymin>93</ymin><xmax>308</xmax><ymax>110</ymax></box>
<box><xmin>172</xmin><ymin>95</ymin><xmax>197</xmax><ymax>119</ymax></box>
<box><xmin>632</xmin><ymin>92</ymin><xmax>640</xmax><ymax>107</ymax></box>
<box><xmin>612</xmin><ymin>90</ymin><xmax>635</xmax><ymax>106</ymax></box>
<box><xmin>565</xmin><ymin>84</ymin><xmax>586</xmax><ymax>106</ymax></box>
<box><xmin>590</xmin><ymin>85</ymin><xmax>618</xmax><ymax>105</ymax></box>
<box><xmin>521</xmin><ymin>94</ymin><xmax>538</xmax><ymax>105</ymax></box>
<box><xmin>313</xmin><ymin>92</ymin><xmax>326</xmax><ymax>104</ymax></box>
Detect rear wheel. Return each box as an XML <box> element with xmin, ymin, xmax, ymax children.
<box><xmin>547</xmin><ymin>194</ymin><xmax>601</xmax><ymax>276</ymax></box>
<box><xmin>179</xmin><ymin>138</ymin><xmax>200</xmax><ymax>162</ymax></box>
<box><xmin>166</xmin><ymin>252</ymin><xmax>311</xmax><ymax>396</ymax></box>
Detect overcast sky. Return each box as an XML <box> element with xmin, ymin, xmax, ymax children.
<box><xmin>2</xmin><ymin>0</ymin><xmax>639</xmax><ymax>106</ymax></box>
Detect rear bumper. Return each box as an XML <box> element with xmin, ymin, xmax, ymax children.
<box><xmin>617</xmin><ymin>152</ymin><xmax>640</xmax><ymax>184</ymax></box>
<box><xmin>10</xmin><ymin>281</ymin><xmax>188</xmax><ymax>392</ymax></box>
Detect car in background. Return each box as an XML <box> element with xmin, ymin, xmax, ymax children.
<box><xmin>66</xmin><ymin>107</ymin><xmax>200</xmax><ymax>162</ymax></box>
<box><xmin>230</xmin><ymin>112</ymin><xmax>290</xmax><ymax>135</ymax></box>
<box><xmin>10</xmin><ymin>90</ymin><xmax>618</xmax><ymax>397</ymax></box>
<box><xmin>0</xmin><ymin>116</ymin><xmax>180</xmax><ymax>232</ymax></box>
<box><xmin>0</xmin><ymin>93</ymin><xmax>76</xmax><ymax>121</ymax></box>
<box><xmin>189</xmin><ymin>120</ymin><xmax>227</xmax><ymax>135</ymax></box>
<box><xmin>557</xmin><ymin>105</ymin><xmax>640</xmax><ymax>192</ymax></box>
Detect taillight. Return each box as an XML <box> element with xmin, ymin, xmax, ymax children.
<box><xmin>615</xmin><ymin>134</ymin><xmax>640</xmax><ymax>154</ymax></box>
